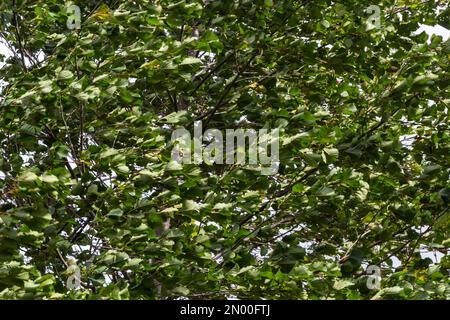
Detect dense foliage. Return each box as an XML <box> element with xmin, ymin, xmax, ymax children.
<box><xmin>0</xmin><ymin>0</ymin><xmax>449</xmax><ymax>299</ymax></box>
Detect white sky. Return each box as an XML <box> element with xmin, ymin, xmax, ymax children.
<box><xmin>416</xmin><ymin>23</ymin><xmax>450</xmax><ymax>39</ymax></box>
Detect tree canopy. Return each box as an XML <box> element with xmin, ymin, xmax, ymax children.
<box><xmin>0</xmin><ymin>0</ymin><xmax>449</xmax><ymax>299</ymax></box>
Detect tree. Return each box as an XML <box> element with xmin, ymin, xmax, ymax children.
<box><xmin>0</xmin><ymin>0</ymin><xmax>449</xmax><ymax>300</ymax></box>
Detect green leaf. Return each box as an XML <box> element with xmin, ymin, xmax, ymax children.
<box><xmin>317</xmin><ymin>186</ymin><xmax>336</xmax><ymax>197</ymax></box>
<box><xmin>107</xmin><ymin>208</ymin><xmax>123</xmax><ymax>219</ymax></box>
<box><xmin>160</xmin><ymin>111</ymin><xmax>189</xmax><ymax>124</ymax></box>
<box><xmin>41</xmin><ymin>174</ymin><xmax>59</xmax><ymax>184</ymax></box>
<box><xmin>179</xmin><ymin>57</ymin><xmax>202</xmax><ymax>66</ymax></box>
<box><xmin>165</xmin><ymin>161</ymin><xmax>183</xmax><ymax>171</ymax></box>
<box><xmin>19</xmin><ymin>171</ymin><xmax>39</xmax><ymax>183</ymax></box>
<box><xmin>57</xmin><ymin>70</ymin><xmax>74</xmax><ymax>80</ymax></box>
<box><xmin>172</xmin><ymin>286</ymin><xmax>190</xmax><ymax>296</ymax></box>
